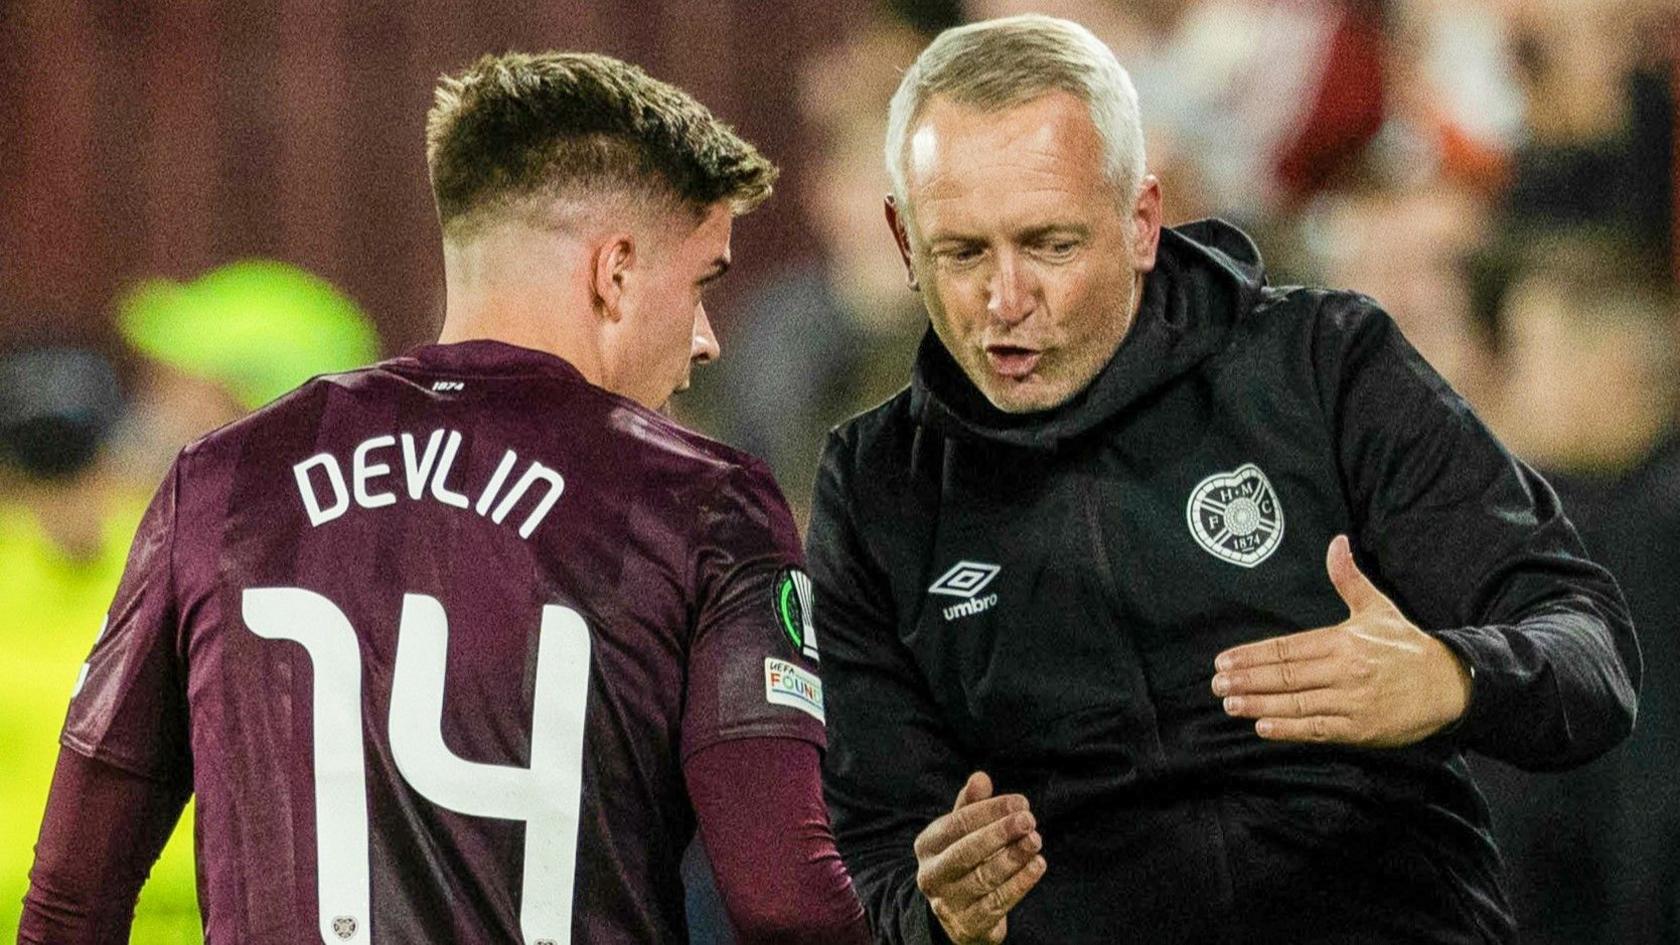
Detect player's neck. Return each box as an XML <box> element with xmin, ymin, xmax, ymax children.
<box><xmin>439</xmin><ymin>234</ymin><xmax>606</xmax><ymax>384</ymax></box>
<box><xmin>437</xmin><ymin>306</ymin><xmax>602</xmax><ymax>378</ymax></box>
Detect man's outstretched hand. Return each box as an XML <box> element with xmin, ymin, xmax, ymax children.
<box><xmin>913</xmin><ymin>771</ymin><xmax>1046</xmax><ymax>944</ymax></box>
<box><xmin>1212</xmin><ymin>535</ymin><xmax>1473</xmax><ymax>747</ymax></box>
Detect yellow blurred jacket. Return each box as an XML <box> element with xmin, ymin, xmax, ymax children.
<box><xmin>0</xmin><ymin>495</ymin><xmax>201</xmax><ymax>944</ymax></box>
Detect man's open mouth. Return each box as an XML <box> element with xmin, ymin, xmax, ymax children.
<box><xmin>985</xmin><ymin>345</ymin><xmax>1041</xmax><ymax>379</ymax></box>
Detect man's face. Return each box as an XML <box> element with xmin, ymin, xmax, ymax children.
<box><xmin>892</xmin><ymin>91</ymin><xmax>1160</xmax><ymax>413</ymax></box>
<box><xmin>611</xmin><ymin>202</ymin><xmax>730</xmax><ymax>410</ymax></box>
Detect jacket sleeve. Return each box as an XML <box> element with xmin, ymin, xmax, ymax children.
<box><xmin>1317</xmin><ymin>296</ymin><xmax>1640</xmax><ymax>770</ymax></box>
<box><xmin>806</xmin><ymin>430</ymin><xmax>967</xmax><ymax>945</ymax></box>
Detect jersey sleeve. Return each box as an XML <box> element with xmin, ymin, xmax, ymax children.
<box><xmin>1317</xmin><ymin>296</ymin><xmax>1640</xmax><ymax>770</ymax></box>
<box><xmin>679</xmin><ymin>458</ymin><xmax>827</xmax><ymax>761</ymax></box>
<box><xmin>59</xmin><ymin>458</ymin><xmax>191</xmax><ymax>784</ymax></box>
<box><xmin>685</xmin><ymin>737</ymin><xmax>872</xmax><ymax>945</ymax></box>
<box><xmin>19</xmin><ymin>746</ymin><xmax>192</xmax><ymax>944</ymax></box>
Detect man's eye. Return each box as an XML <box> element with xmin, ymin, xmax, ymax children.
<box><xmin>1039</xmin><ymin>240</ymin><xmax>1078</xmax><ymax>259</ymax></box>
<box><xmin>940</xmin><ymin>246</ymin><xmax>984</xmax><ymax>266</ymax></box>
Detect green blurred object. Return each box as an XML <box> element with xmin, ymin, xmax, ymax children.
<box><xmin>0</xmin><ymin>495</ymin><xmax>202</xmax><ymax>944</ymax></box>
<box><xmin>118</xmin><ymin>260</ymin><xmax>380</xmax><ymax>410</ymax></box>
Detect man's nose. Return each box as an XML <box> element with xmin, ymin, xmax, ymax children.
<box><xmin>987</xmin><ymin>254</ymin><xmax>1035</xmax><ymax>325</ymax></box>
<box><xmin>691</xmin><ymin>305</ymin><xmax>720</xmax><ymax>364</ymax></box>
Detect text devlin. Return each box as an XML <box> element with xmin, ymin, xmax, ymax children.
<box><xmin>293</xmin><ymin>429</ymin><xmax>564</xmax><ymax>539</ymax></box>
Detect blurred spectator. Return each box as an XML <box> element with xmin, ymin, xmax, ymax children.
<box><xmin>3</xmin><ymin>263</ymin><xmax>375</xmax><ymax>942</ymax></box>
<box><xmin>0</xmin><ymin>347</ymin><xmax>200</xmax><ymax>943</ymax></box>
<box><xmin>1500</xmin><ymin>0</ymin><xmax>1675</xmax><ymax>254</ymax></box>
<box><xmin>1472</xmin><ymin>232</ymin><xmax>1680</xmax><ymax>944</ymax></box>
<box><xmin>1378</xmin><ymin>0</ymin><xmax>1525</xmax><ymax>193</ymax></box>
<box><xmin>685</xmin><ymin>17</ymin><xmax>928</xmax><ymax>522</ymax></box>
<box><xmin>114</xmin><ymin>259</ymin><xmax>381</xmax><ymax>486</ymax></box>
<box><xmin>966</xmin><ymin>0</ymin><xmax>1387</xmax><ymax>222</ymax></box>
<box><xmin>1302</xmin><ymin>182</ymin><xmax>1501</xmax><ymax>408</ymax></box>
<box><xmin>881</xmin><ymin>0</ymin><xmax>965</xmax><ymax>34</ymax></box>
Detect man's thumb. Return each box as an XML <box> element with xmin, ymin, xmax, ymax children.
<box><xmin>954</xmin><ymin>771</ymin><xmax>994</xmax><ymax>811</ymax></box>
<box><xmin>1326</xmin><ymin>534</ymin><xmax>1388</xmax><ymax>614</ymax></box>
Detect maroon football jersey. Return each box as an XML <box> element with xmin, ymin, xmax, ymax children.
<box><xmin>62</xmin><ymin>340</ymin><xmax>828</xmax><ymax>945</ymax></box>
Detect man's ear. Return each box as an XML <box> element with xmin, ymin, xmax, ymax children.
<box><xmin>884</xmin><ymin>195</ymin><xmax>919</xmax><ymax>291</ymax></box>
<box><xmin>1130</xmin><ymin>174</ymin><xmax>1164</xmax><ymax>275</ymax></box>
<box><xmin>592</xmin><ymin>232</ymin><xmax>636</xmax><ymax>322</ymax></box>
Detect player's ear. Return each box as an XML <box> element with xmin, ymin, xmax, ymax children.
<box><xmin>592</xmin><ymin>232</ymin><xmax>636</xmax><ymax>323</ymax></box>
<box><xmin>884</xmin><ymin>195</ymin><xmax>919</xmax><ymax>292</ymax></box>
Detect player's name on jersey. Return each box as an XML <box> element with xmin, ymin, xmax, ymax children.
<box><xmin>292</xmin><ymin>428</ymin><xmax>564</xmax><ymax>540</ymax></box>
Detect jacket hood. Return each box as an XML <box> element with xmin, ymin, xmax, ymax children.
<box><xmin>908</xmin><ymin>218</ymin><xmax>1266</xmax><ymax>450</ymax></box>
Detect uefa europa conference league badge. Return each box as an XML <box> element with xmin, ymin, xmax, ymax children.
<box><xmin>1186</xmin><ymin>463</ymin><xmax>1284</xmax><ymax>567</ymax></box>
<box><xmin>772</xmin><ymin>568</ymin><xmax>819</xmax><ymax>662</ymax></box>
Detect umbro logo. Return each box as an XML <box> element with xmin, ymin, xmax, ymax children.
<box><xmin>929</xmin><ymin>561</ymin><xmax>1000</xmax><ymax>597</ymax></box>
<box><xmin>929</xmin><ymin>560</ymin><xmax>1000</xmax><ymax>620</ymax></box>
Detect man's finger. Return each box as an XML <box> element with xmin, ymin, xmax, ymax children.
<box><xmin>1222</xmin><ymin>689</ymin><xmax>1348</xmax><ymax>721</ymax></box>
<box><xmin>952</xmin><ymin>855</ymin><xmax>1047</xmax><ymax>938</ymax></box>
<box><xmin>1215</xmin><ymin>626</ymin><xmax>1341</xmax><ymax>673</ymax></box>
<box><xmin>938</xmin><ymin>831</ymin><xmax>1043</xmax><ymax>907</ymax></box>
<box><xmin>954</xmin><ymin>770</ymin><xmax>993</xmax><ymax>812</ymax></box>
<box><xmin>1213</xmin><ymin>657</ymin><xmax>1342</xmax><ymax>696</ymax></box>
<box><xmin>1326</xmin><ymin>534</ymin><xmax>1394</xmax><ymax>615</ymax></box>
<box><xmin>1253</xmin><ymin>715</ymin><xmax>1357</xmax><ymax>743</ymax></box>
<box><xmin>921</xmin><ymin>811</ymin><xmax>1037</xmax><ymax>893</ymax></box>
<box><xmin>914</xmin><ymin>794</ymin><xmax>1029</xmax><ymax>859</ymax></box>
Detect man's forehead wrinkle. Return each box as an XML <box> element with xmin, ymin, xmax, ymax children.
<box><xmin>914</xmin><ymin>159</ymin><xmax>1094</xmax><ymax>243</ymax></box>
<box><xmin>920</xmin><ymin>183</ymin><xmax>1085</xmax><ymax>239</ymax></box>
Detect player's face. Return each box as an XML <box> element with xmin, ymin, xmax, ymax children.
<box><xmin>616</xmin><ymin>203</ymin><xmax>730</xmax><ymax>411</ymax></box>
<box><xmin>891</xmin><ymin>91</ymin><xmax>1161</xmax><ymax>413</ymax></box>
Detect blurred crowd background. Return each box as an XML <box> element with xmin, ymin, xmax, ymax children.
<box><xmin>2</xmin><ymin>0</ymin><xmax>1676</xmax><ymax>942</ymax></box>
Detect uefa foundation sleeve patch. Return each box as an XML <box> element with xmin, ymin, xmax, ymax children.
<box><xmin>772</xmin><ymin>567</ymin><xmax>819</xmax><ymax>661</ymax></box>
<box><xmin>764</xmin><ymin>658</ymin><xmax>824</xmax><ymax>723</ymax></box>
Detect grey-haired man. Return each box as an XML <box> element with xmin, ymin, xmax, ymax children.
<box><xmin>807</xmin><ymin>15</ymin><xmax>1639</xmax><ymax>945</ymax></box>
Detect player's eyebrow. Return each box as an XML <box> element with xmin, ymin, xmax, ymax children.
<box><xmin>699</xmin><ymin>257</ymin><xmax>730</xmax><ymax>286</ymax></box>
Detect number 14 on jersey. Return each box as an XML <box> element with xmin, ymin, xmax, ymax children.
<box><xmin>243</xmin><ymin>588</ymin><xmax>591</xmax><ymax>945</ymax></box>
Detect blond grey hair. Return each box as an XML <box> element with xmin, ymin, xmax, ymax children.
<box><xmin>884</xmin><ymin>14</ymin><xmax>1145</xmax><ymax>209</ymax></box>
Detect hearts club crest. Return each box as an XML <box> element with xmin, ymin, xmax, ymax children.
<box><xmin>1186</xmin><ymin>463</ymin><xmax>1284</xmax><ymax>567</ymax></box>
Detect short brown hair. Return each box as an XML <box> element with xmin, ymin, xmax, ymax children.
<box><xmin>426</xmin><ymin>51</ymin><xmax>777</xmax><ymax>238</ymax></box>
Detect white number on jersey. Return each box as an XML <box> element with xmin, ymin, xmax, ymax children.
<box><xmin>242</xmin><ymin>588</ymin><xmax>591</xmax><ymax>945</ymax></box>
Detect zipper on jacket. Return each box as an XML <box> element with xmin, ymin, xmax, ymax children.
<box><xmin>1078</xmin><ymin>473</ymin><xmax>1167</xmax><ymax>768</ymax></box>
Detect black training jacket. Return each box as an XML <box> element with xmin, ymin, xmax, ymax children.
<box><xmin>806</xmin><ymin>219</ymin><xmax>1641</xmax><ymax>945</ymax></box>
